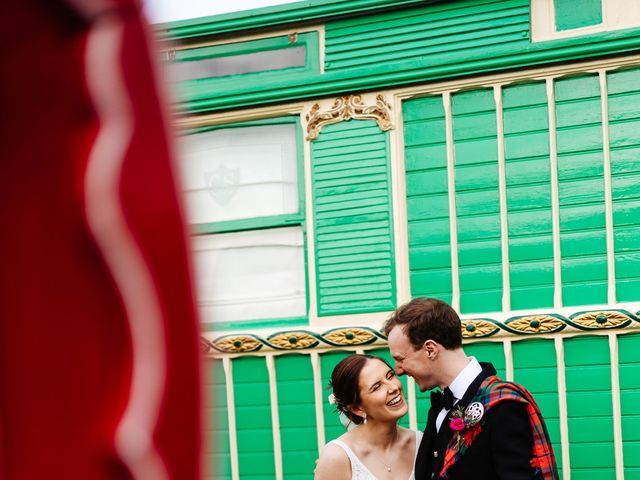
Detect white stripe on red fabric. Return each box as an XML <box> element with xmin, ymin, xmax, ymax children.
<box><xmin>84</xmin><ymin>16</ymin><xmax>169</xmax><ymax>480</ymax></box>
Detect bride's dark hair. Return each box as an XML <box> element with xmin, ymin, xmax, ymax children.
<box><xmin>329</xmin><ymin>354</ymin><xmax>395</xmax><ymax>425</ymax></box>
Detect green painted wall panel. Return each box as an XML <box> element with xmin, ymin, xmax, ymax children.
<box><xmin>312</xmin><ymin>120</ymin><xmax>395</xmax><ymax>315</ymax></box>
<box><xmin>204</xmin><ymin>360</ymin><xmax>231</xmax><ymax>480</ymax></box>
<box><xmin>555</xmin><ymin>75</ymin><xmax>608</xmax><ymax>306</ymax></box>
<box><xmin>512</xmin><ymin>339</ymin><xmax>562</xmax><ymax>473</ymax></box>
<box><xmin>564</xmin><ymin>336</ymin><xmax>615</xmax><ymax>475</ymax></box>
<box><xmin>233</xmin><ymin>357</ymin><xmax>276</xmax><ymax>479</ymax></box>
<box><xmin>405</xmin><ymin>71</ymin><xmax>640</xmax><ymax>313</ymax></box>
<box><xmin>464</xmin><ymin>342</ymin><xmax>506</xmax><ymax>378</ymax></box>
<box><xmin>618</xmin><ymin>333</ymin><xmax>640</xmax><ymax>476</ymax></box>
<box><xmin>404</xmin><ymin>96</ymin><xmax>453</xmax><ymax>301</ymax></box>
<box><xmin>504</xmin><ymin>131</ymin><xmax>551</xmax><ymax>160</ymax></box>
<box><xmin>504</xmin><ymin>82</ymin><xmax>554</xmax><ymax>310</ymax></box>
<box><xmin>452</xmin><ymin>89</ymin><xmax>502</xmax><ymax>313</ymax></box>
<box><xmin>325</xmin><ymin>0</ymin><xmax>529</xmax><ymax>71</ymax></box>
<box><xmin>555</xmin><ymin>0</ymin><xmax>602</xmax><ymax>32</ymax></box>
<box><xmin>275</xmin><ymin>355</ymin><xmax>318</xmax><ymax>479</ymax></box>
<box><xmin>607</xmin><ymin>69</ymin><xmax>640</xmax><ymax>302</ymax></box>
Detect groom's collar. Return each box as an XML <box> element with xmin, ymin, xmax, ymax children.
<box><xmin>447</xmin><ymin>357</ymin><xmax>482</xmax><ymax>403</ymax></box>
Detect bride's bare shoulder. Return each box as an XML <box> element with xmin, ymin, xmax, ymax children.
<box><xmin>315</xmin><ymin>441</ymin><xmax>351</xmax><ymax>480</ymax></box>
<box><xmin>398</xmin><ymin>426</ymin><xmax>420</xmax><ymax>444</ymax></box>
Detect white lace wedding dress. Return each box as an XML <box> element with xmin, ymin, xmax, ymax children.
<box><xmin>328</xmin><ymin>430</ymin><xmax>423</xmax><ymax>480</ymax></box>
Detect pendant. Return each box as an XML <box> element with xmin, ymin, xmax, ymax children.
<box><xmin>387</xmin><ymin>467</ymin><xmax>391</xmax><ymax>472</ymax></box>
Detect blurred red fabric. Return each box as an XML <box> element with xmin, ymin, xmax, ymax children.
<box><xmin>0</xmin><ymin>1</ymin><xmax>202</xmax><ymax>478</ymax></box>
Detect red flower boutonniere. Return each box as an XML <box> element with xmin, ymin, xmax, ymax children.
<box><xmin>449</xmin><ymin>402</ymin><xmax>485</xmax><ymax>448</ymax></box>
<box><xmin>450</xmin><ymin>417</ymin><xmax>465</xmax><ymax>431</ymax></box>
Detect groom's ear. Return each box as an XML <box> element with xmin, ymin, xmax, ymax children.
<box><xmin>423</xmin><ymin>339</ymin><xmax>439</xmax><ymax>360</ymax></box>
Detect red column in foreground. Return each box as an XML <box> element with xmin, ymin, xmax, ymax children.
<box><xmin>0</xmin><ymin>1</ymin><xmax>202</xmax><ymax>478</ymax></box>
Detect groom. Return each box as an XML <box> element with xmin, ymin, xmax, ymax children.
<box><xmin>384</xmin><ymin>298</ymin><xmax>558</xmax><ymax>480</ymax></box>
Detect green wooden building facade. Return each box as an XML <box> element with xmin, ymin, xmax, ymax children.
<box><xmin>159</xmin><ymin>1</ymin><xmax>640</xmax><ymax>478</ymax></box>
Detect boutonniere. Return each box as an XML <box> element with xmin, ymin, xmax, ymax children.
<box><xmin>449</xmin><ymin>402</ymin><xmax>485</xmax><ymax>447</ymax></box>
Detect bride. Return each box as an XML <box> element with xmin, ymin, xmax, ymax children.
<box><xmin>315</xmin><ymin>354</ymin><xmax>422</xmax><ymax>480</ymax></box>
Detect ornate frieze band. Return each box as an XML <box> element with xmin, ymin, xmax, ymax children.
<box><xmin>201</xmin><ymin>309</ymin><xmax>640</xmax><ymax>356</ymax></box>
<box><xmin>305</xmin><ymin>93</ymin><xmax>393</xmax><ymax>141</ymax></box>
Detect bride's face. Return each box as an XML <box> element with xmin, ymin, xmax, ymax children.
<box><xmin>355</xmin><ymin>358</ymin><xmax>408</xmax><ymax>422</ymax></box>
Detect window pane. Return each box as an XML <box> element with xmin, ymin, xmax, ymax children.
<box><xmin>555</xmin><ymin>0</ymin><xmax>602</xmax><ymax>31</ymax></box>
<box><xmin>179</xmin><ymin>124</ymin><xmax>299</xmax><ymax>224</ymax></box>
<box><xmin>167</xmin><ymin>46</ymin><xmax>306</xmax><ymax>82</ymax></box>
<box><xmin>192</xmin><ymin>227</ymin><xmax>306</xmax><ymax>323</ymax></box>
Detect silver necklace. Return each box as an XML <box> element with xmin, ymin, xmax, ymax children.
<box><xmin>371</xmin><ymin>453</ymin><xmax>392</xmax><ymax>472</ymax></box>
<box><xmin>370</xmin><ymin>447</ymin><xmax>393</xmax><ymax>472</ymax></box>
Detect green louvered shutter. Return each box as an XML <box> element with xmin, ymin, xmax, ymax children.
<box><xmin>311</xmin><ymin>120</ymin><xmax>396</xmax><ymax>316</ymax></box>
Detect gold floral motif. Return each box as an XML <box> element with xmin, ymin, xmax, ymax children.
<box><xmin>461</xmin><ymin>320</ymin><xmax>499</xmax><ymax>338</ymax></box>
<box><xmin>213</xmin><ymin>335</ymin><xmax>262</xmax><ymax>353</ymax></box>
<box><xmin>506</xmin><ymin>315</ymin><xmax>565</xmax><ymax>334</ymax></box>
<box><xmin>571</xmin><ymin>311</ymin><xmax>631</xmax><ymax>329</ymax></box>
<box><xmin>268</xmin><ymin>332</ymin><xmax>318</xmax><ymax>350</ymax></box>
<box><xmin>305</xmin><ymin>94</ymin><xmax>393</xmax><ymax>141</ymax></box>
<box><xmin>324</xmin><ymin>328</ymin><xmax>376</xmax><ymax>345</ymax></box>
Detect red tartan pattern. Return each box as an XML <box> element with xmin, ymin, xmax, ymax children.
<box><xmin>440</xmin><ymin>376</ymin><xmax>559</xmax><ymax>480</ymax></box>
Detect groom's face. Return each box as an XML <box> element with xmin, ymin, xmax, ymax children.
<box><xmin>387</xmin><ymin>326</ymin><xmax>435</xmax><ymax>392</ymax></box>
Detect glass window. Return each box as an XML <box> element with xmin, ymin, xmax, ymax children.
<box><xmin>178</xmin><ymin>120</ymin><xmax>306</xmax><ymax>328</ymax></box>
<box><xmin>179</xmin><ymin>124</ymin><xmax>299</xmax><ymax>224</ymax></box>
<box><xmin>165</xmin><ymin>32</ymin><xmax>319</xmax><ymax>84</ymax></box>
<box><xmin>192</xmin><ymin>227</ymin><xmax>306</xmax><ymax>324</ymax></box>
<box><xmin>168</xmin><ymin>46</ymin><xmax>306</xmax><ymax>82</ymax></box>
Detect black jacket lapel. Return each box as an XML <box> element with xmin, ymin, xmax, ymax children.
<box><xmin>415</xmin><ymin>363</ymin><xmax>498</xmax><ymax>480</ymax></box>
<box><xmin>415</xmin><ymin>406</ymin><xmax>437</xmax><ymax>480</ymax></box>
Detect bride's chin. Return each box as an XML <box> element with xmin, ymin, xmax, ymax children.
<box><xmin>388</xmin><ymin>405</ymin><xmax>408</xmax><ymax>418</ymax></box>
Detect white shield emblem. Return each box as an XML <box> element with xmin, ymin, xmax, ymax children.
<box><xmin>205</xmin><ymin>165</ymin><xmax>240</xmax><ymax>206</ymax></box>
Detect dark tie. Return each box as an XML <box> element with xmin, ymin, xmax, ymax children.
<box><xmin>430</xmin><ymin>387</ymin><xmax>455</xmax><ymax>412</ymax></box>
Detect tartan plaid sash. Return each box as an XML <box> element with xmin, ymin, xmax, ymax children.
<box><xmin>439</xmin><ymin>376</ymin><xmax>559</xmax><ymax>479</ymax></box>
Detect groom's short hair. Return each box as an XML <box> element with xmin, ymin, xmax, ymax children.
<box><xmin>383</xmin><ymin>297</ymin><xmax>462</xmax><ymax>350</ymax></box>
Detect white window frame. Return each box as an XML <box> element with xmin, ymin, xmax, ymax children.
<box><xmin>531</xmin><ymin>0</ymin><xmax>640</xmax><ymax>42</ymax></box>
